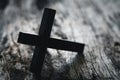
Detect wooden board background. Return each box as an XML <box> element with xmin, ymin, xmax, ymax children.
<box><xmin>0</xmin><ymin>0</ymin><xmax>120</xmax><ymax>80</ymax></box>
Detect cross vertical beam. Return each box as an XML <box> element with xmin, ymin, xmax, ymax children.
<box><xmin>29</xmin><ymin>8</ymin><xmax>56</xmax><ymax>75</ymax></box>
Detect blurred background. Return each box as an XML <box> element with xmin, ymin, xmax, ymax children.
<box><xmin>0</xmin><ymin>0</ymin><xmax>120</xmax><ymax>80</ymax></box>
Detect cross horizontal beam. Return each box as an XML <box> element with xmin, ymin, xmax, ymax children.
<box><xmin>18</xmin><ymin>32</ymin><xmax>85</xmax><ymax>53</ymax></box>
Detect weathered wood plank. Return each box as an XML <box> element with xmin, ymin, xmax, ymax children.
<box><xmin>0</xmin><ymin>0</ymin><xmax>120</xmax><ymax>80</ymax></box>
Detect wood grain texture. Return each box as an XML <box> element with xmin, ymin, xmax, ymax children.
<box><xmin>0</xmin><ymin>0</ymin><xmax>120</xmax><ymax>80</ymax></box>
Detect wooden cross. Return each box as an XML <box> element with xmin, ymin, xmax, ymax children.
<box><xmin>17</xmin><ymin>8</ymin><xmax>85</xmax><ymax>76</ymax></box>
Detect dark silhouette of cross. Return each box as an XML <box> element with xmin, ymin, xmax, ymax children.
<box><xmin>17</xmin><ymin>8</ymin><xmax>85</xmax><ymax>77</ymax></box>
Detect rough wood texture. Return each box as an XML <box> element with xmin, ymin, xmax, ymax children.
<box><xmin>0</xmin><ymin>0</ymin><xmax>120</xmax><ymax>80</ymax></box>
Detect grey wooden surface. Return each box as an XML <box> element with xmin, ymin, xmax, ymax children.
<box><xmin>0</xmin><ymin>0</ymin><xmax>120</xmax><ymax>80</ymax></box>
